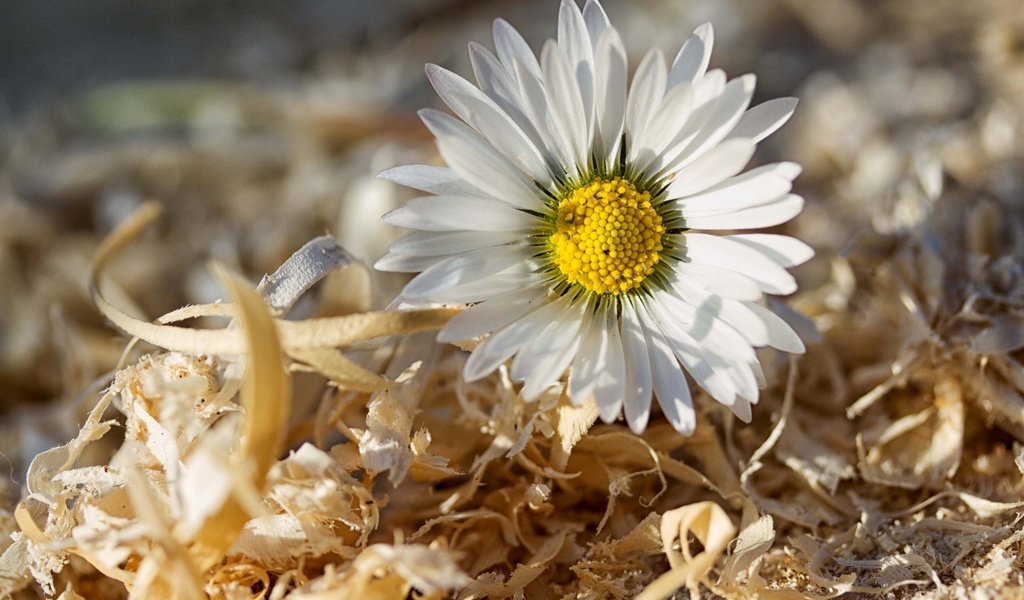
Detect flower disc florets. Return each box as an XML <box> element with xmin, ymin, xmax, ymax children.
<box><xmin>548</xmin><ymin>177</ymin><xmax>665</xmax><ymax>295</ymax></box>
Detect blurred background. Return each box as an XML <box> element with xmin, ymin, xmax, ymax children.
<box><xmin>0</xmin><ymin>0</ymin><xmax>1022</xmax><ymax>492</ymax></box>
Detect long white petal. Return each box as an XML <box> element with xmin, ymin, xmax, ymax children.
<box><xmin>647</xmin><ymin>295</ymin><xmax>738</xmax><ymax>405</ymax></box>
<box><xmin>438</xmin><ymin>286</ymin><xmax>549</xmax><ymax>342</ymax></box>
<box><xmin>381</xmin><ymin>195</ymin><xmax>535</xmax><ymax>232</ymax></box>
<box><xmin>728</xmin><ymin>234</ymin><xmax>814</xmax><ymax>267</ymax></box>
<box><xmin>384</xmin><ymin>229</ymin><xmax>525</xmax><ymax>258</ymax></box>
<box><xmin>401</xmin><ymin>243</ymin><xmax>530</xmax><ymax>301</ymax></box>
<box><xmin>420</xmin><ymin>110</ymin><xmax>540</xmax><ymax>209</ymax></box>
<box><xmin>730</xmin><ymin>398</ymin><xmax>753</xmax><ymax>423</ymax></box>
<box><xmin>667</xmin><ymin>74</ymin><xmax>755</xmax><ymax>173</ymax></box>
<box><xmin>558</xmin><ymin>0</ymin><xmax>595</xmax><ymax>137</ymax></box>
<box><xmin>667</xmin><ymin>23</ymin><xmax>713</xmax><ymax>89</ymax></box>
<box><xmin>542</xmin><ymin>40</ymin><xmax>589</xmax><ymax>170</ymax></box>
<box><xmin>582</xmin><ymin>0</ymin><xmax>611</xmax><ymax>46</ymax></box>
<box><xmin>672</xmin><ymin>261</ymin><xmax>763</xmax><ymax>302</ymax></box>
<box><xmin>639</xmin><ymin>304</ymin><xmax>696</xmax><ymax>435</ymax></box>
<box><xmin>676</xmin><ymin>173</ymin><xmax>792</xmax><ymax>215</ymax></box>
<box><xmin>594</xmin><ymin>309</ymin><xmax>626</xmax><ymax>423</ymax></box>
<box><xmin>470</xmin><ymin>41</ymin><xmax>518</xmax><ymax>103</ymax></box>
<box><xmin>727</xmin><ymin>97</ymin><xmax>798</xmax><ymax>144</ymax></box>
<box><xmin>493</xmin><ymin>18</ymin><xmax>541</xmax><ymax>78</ymax></box>
<box><xmin>632</xmin><ymin>82</ymin><xmax>695</xmax><ymax>172</ymax></box>
<box><xmin>469</xmin><ymin>42</ymin><xmax>554</xmax><ymax>169</ymax></box>
<box><xmin>514</xmin><ymin>60</ymin><xmax>576</xmax><ymax>174</ymax></box>
<box><xmin>464</xmin><ymin>295</ymin><xmax>572</xmax><ymax>381</ymax></box>
<box><xmin>654</xmin><ymin>69</ymin><xmax>726</xmax><ymax>169</ymax></box>
<box><xmin>665</xmin><ymin>137</ymin><xmax>755</xmax><ymax>198</ymax></box>
<box><xmin>592</xmin><ymin>27</ymin><xmax>627</xmax><ymax>165</ymax></box>
<box><xmin>426</xmin><ymin>64</ymin><xmax>550</xmax><ymax>184</ymax></box>
<box><xmin>620</xmin><ymin>301</ymin><xmax>653</xmax><ymax>433</ymax></box>
<box><xmin>373</xmin><ymin>252</ymin><xmax>446</xmax><ymax>273</ymax></box>
<box><xmin>685</xmin><ymin>194</ymin><xmax>804</xmax><ymax>230</ymax></box>
<box><xmin>568</xmin><ymin>309</ymin><xmax>606</xmax><ymax>406</ymax></box>
<box><xmin>514</xmin><ymin>297</ymin><xmax>588</xmax><ymax>400</ymax></box>
<box><xmin>419</xmin><ymin>269</ymin><xmax>541</xmax><ymax>304</ymax></box>
<box><xmin>743</xmin><ymin>301</ymin><xmax>806</xmax><ymax>353</ymax></box>
<box><xmin>655</xmin><ymin>291</ymin><xmax>759</xmax><ymax>402</ymax></box>
<box><xmin>625</xmin><ymin>49</ymin><xmax>667</xmax><ymax>163</ymax></box>
<box><xmin>682</xmin><ymin>232</ymin><xmax>798</xmax><ymax>295</ymax></box>
<box><xmin>665</xmin><ymin>276</ymin><xmax>771</xmax><ymax>346</ymax></box>
<box><xmin>379</xmin><ymin>164</ymin><xmax>482</xmax><ymax>196</ymax></box>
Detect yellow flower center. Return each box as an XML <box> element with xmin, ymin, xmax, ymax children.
<box><xmin>548</xmin><ymin>177</ymin><xmax>665</xmax><ymax>295</ymax></box>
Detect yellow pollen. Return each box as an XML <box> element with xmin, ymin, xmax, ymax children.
<box><xmin>548</xmin><ymin>177</ymin><xmax>665</xmax><ymax>295</ymax></box>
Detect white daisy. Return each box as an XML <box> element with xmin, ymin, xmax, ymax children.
<box><xmin>375</xmin><ymin>0</ymin><xmax>811</xmax><ymax>435</ymax></box>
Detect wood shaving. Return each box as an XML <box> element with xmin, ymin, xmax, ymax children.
<box><xmin>3</xmin><ymin>0</ymin><xmax>1024</xmax><ymax>597</ymax></box>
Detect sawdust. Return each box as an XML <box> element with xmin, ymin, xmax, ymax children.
<box><xmin>2</xmin><ymin>0</ymin><xmax>1024</xmax><ymax>597</ymax></box>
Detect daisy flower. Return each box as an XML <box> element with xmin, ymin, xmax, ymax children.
<box><xmin>376</xmin><ymin>0</ymin><xmax>811</xmax><ymax>435</ymax></box>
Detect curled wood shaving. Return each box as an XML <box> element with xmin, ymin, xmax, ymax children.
<box><xmin>637</xmin><ymin>501</ymin><xmax>736</xmax><ymax>600</ymax></box>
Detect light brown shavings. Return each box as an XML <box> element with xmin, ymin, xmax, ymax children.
<box><xmin>5</xmin><ymin>1</ymin><xmax>1024</xmax><ymax>597</ymax></box>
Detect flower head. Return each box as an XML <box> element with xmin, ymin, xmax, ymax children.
<box><xmin>376</xmin><ymin>0</ymin><xmax>811</xmax><ymax>435</ymax></box>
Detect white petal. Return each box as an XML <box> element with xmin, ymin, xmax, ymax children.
<box><xmin>419</xmin><ymin>269</ymin><xmax>540</xmax><ymax>304</ymax></box>
<box><xmin>373</xmin><ymin>253</ymin><xmax>441</xmax><ymax>273</ymax></box>
<box><xmin>647</xmin><ymin>295</ymin><xmax>738</xmax><ymax>405</ymax></box>
<box><xmin>653</xmin><ymin>69</ymin><xmax>726</xmax><ymax>168</ymax></box>
<box><xmin>667</xmin><ymin>23</ymin><xmax>713</xmax><ymax>89</ymax></box>
<box><xmin>667</xmin><ymin>74</ymin><xmax>755</xmax><ymax>173</ymax></box>
<box><xmin>666</xmin><ymin>276</ymin><xmax>770</xmax><ymax>346</ymax></box>
<box><xmin>493</xmin><ymin>18</ymin><xmax>541</xmax><ymax>79</ymax></box>
<box><xmin>691</xmin><ymin>68</ymin><xmax>726</xmax><ymax>106</ymax></box>
<box><xmin>514</xmin><ymin>298</ymin><xmax>588</xmax><ymax>400</ymax></box>
<box><xmin>672</xmin><ymin>261</ymin><xmax>763</xmax><ymax>302</ymax></box>
<box><xmin>743</xmin><ymin>301</ymin><xmax>806</xmax><ymax>353</ymax></box>
<box><xmin>582</xmin><ymin>0</ymin><xmax>611</xmax><ymax>46</ymax></box>
<box><xmin>728</xmin><ymin>234</ymin><xmax>814</xmax><ymax>267</ymax></box>
<box><xmin>381</xmin><ymin>195</ymin><xmax>535</xmax><ymax>232</ymax></box>
<box><xmin>705</xmin><ymin>299</ymin><xmax>772</xmax><ymax>347</ymax></box>
<box><xmin>379</xmin><ymin>229</ymin><xmax>525</xmax><ymax>276</ymax></box>
<box><xmin>639</xmin><ymin>304</ymin><xmax>696</xmax><ymax>435</ymax></box>
<box><xmin>401</xmin><ymin>243</ymin><xmax>529</xmax><ymax>301</ymax></box>
<box><xmin>379</xmin><ymin>164</ymin><xmax>481</xmax><ymax>196</ymax></box>
<box><xmin>594</xmin><ymin>310</ymin><xmax>626</xmax><ymax>423</ymax></box>
<box><xmin>727</xmin><ymin>97</ymin><xmax>798</xmax><ymax>144</ymax></box>
<box><xmin>676</xmin><ymin>171</ymin><xmax>792</xmax><ymax>214</ymax></box>
<box><xmin>514</xmin><ymin>60</ymin><xmax>576</xmax><ymax>174</ymax></box>
<box><xmin>558</xmin><ymin>0</ymin><xmax>595</xmax><ymax>134</ymax></box>
<box><xmin>464</xmin><ymin>295</ymin><xmax>571</xmax><ymax>381</ymax></box>
<box><xmin>665</xmin><ymin>137</ymin><xmax>755</xmax><ymax>198</ymax></box>
<box><xmin>426</xmin><ymin>64</ymin><xmax>550</xmax><ymax>185</ymax></box>
<box><xmin>682</xmin><ymin>232</ymin><xmax>798</xmax><ymax>295</ymax></box>
<box><xmin>664</xmin><ymin>291</ymin><xmax>757</xmax><ymax>367</ymax></box>
<box><xmin>750</xmin><ymin>357</ymin><xmax>766</xmax><ymax>389</ymax></box>
<box><xmin>685</xmin><ymin>194</ymin><xmax>804</xmax><ymax>230</ymax></box>
<box><xmin>769</xmin><ymin>297</ymin><xmax>821</xmax><ymax>345</ymax></box>
<box><xmin>730</xmin><ymin>398</ymin><xmax>753</xmax><ymax>423</ymax></box>
<box><xmin>568</xmin><ymin>309</ymin><xmax>607</xmax><ymax>406</ymax></box>
<box><xmin>420</xmin><ymin>110</ymin><xmax>540</xmax><ymax>209</ymax></box>
<box><xmin>470</xmin><ymin>41</ymin><xmax>517</xmax><ymax>103</ymax></box>
<box><xmin>592</xmin><ymin>27</ymin><xmax>627</xmax><ymax>165</ymax></box>
<box><xmin>542</xmin><ymin>40</ymin><xmax>589</xmax><ymax>169</ymax></box>
<box><xmin>470</xmin><ymin>42</ymin><xmax>552</xmax><ymax>166</ymax></box>
<box><xmin>632</xmin><ymin>82</ymin><xmax>695</xmax><ymax>172</ymax></box>
<box><xmin>385</xmin><ymin>229</ymin><xmax>524</xmax><ymax>259</ymax></box>
<box><xmin>620</xmin><ymin>301</ymin><xmax>653</xmax><ymax>433</ymax></box>
<box><xmin>766</xmin><ymin>162</ymin><xmax>803</xmax><ymax>180</ymax></box>
<box><xmin>438</xmin><ymin>286</ymin><xmax>549</xmax><ymax>342</ymax></box>
<box><xmin>625</xmin><ymin>49</ymin><xmax>667</xmax><ymax>163</ymax></box>
<box><xmin>659</xmin><ymin>291</ymin><xmax>759</xmax><ymax>403</ymax></box>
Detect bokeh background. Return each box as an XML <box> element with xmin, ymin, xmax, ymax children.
<box><xmin>2</xmin><ymin>0</ymin><xmax>1023</xmax><ymax>596</ymax></box>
